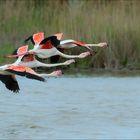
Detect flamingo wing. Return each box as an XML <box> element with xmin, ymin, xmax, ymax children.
<box><xmin>16</xmin><ymin>45</ymin><xmax>28</xmax><ymax>55</ymax></box>
<box><xmin>24</xmin><ymin>35</ymin><xmax>35</xmax><ymax>45</ymax></box>
<box><xmin>54</xmin><ymin>32</ymin><xmax>63</xmax><ymax>40</ymax></box>
<box><xmin>24</xmin><ymin>32</ymin><xmax>62</xmax><ymax>49</ymax></box>
<box><xmin>24</xmin><ymin>32</ymin><xmax>44</xmax><ymax>46</ymax></box>
<box><xmin>39</xmin><ymin>36</ymin><xmax>60</xmax><ymax>49</ymax></box>
<box><xmin>0</xmin><ymin>74</ymin><xmax>20</xmax><ymax>93</ymax></box>
<box><xmin>5</xmin><ymin>66</ymin><xmax>45</xmax><ymax>82</ymax></box>
<box><xmin>39</xmin><ymin>32</ymin><xmax>63</xmax><ymax>49</ymax></box>
<box><xmin>6</xmin><ymin>45</ymin><xmax>29</xmax><ymax>58</ymax></box>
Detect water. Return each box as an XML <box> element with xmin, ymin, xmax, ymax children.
<box><xmin>0</xmin><ymin>76</ymin><xmax>140</xmax><ymax>139</ymax></box>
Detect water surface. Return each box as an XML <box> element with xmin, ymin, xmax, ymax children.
<box><xmin>0</xmin><ymin>76</ymin><xmax>140</xmax><ymax>139</ymax></box>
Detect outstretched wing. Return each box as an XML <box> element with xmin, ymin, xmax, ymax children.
<box><xmin>24</xmin><ymin>35</ymin><xmax>35</xmax><ymax>45</ymax></box>
<box><xmin>0</xmin><ymin>74</ymin><xmax>20</xmax><ymax>93</ymax></box>
<box><xmin>5</xmin><ymin>65</ymin><xmax>46</xmax><ymax>82</ymax></box>
<box><xmin>39</xmin><ymin>36</ymin><xmax>60</xmax><ymax>49</ymax></box>
<box><xmin>39</xmin><ymin>33</ymin><xmax>63</xmax><ymax>49</ymax></box>
<box><xmin>17</xmin><ymin>45</ymin><xmax>28</xmax><ymax>55</ymax></box>
<box><xmin>24</xmin><ymin>32</ymin><xmax>44</xmax><ymax>46</ymax></box>
<box><xmin>54</xmin><ymin>32</ymin><xmax>63</xmax><ymax>40</ymax></box>
<box><xmin>7</xmin><ymin>45</ymin><xmax>29</xmax><ymax>58</ymax></box>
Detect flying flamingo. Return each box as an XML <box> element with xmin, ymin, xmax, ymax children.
<box><xmin>24</xmin><ymin>32</ymin><xmax>108</xmax><ymax>62</ymax></box>
<box><xmin>50</xmin><ymin>39</ymin><xmax>108</xmax><ymax>63</ymax></box>
<box><xmin>6</xmin><ymin>45</ymin><xmax>65</xmax><ymax>77</ymax></box>
<box><xmin>0</xmin><ymin>60</ymin><xmax>63</xmax><ymax>93</ymax></box>
<box><xmin>1</xmin><ymin>45</ymin><xmax>65</xmax><ymax>93</ymax></box>
<box><xmin>7</xmin><ymin>45</ymin><xmax>75</xmax><ymax>68</ymax></box>
<box><xmin>20</xmin><ymin>32</ymin><xmax>91</xmax><ymax>59</ymax></box>
<box><xmin>0</xmin><ymin>65</ymin><xmax>45</xmax><ymax>93</ymax></box>
<box><xmin>24</xmin><ymin>32</ymin><xmax>108</xmax><ymax>50</ymax></box>
<box><xmin>59</xmin><ymin>39</ymin><xmax>108</xmax><ymax>49</ymax></box>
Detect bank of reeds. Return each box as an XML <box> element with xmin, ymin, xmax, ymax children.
<box><xmin>0</xmin><ymin>0</ymin><xmax>140</xmax><ymax>70</ymax></box>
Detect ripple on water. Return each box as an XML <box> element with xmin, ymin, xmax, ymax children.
<box><xmin>0</xmin><ymin>77</ymin><xmax>140</xmax><ymax>139</ymax></box>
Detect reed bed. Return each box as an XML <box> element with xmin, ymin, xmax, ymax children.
<box><xmin>0</xmin><ymin>0</ymin><xmax>140</xmax><ymax>70</ymax></box>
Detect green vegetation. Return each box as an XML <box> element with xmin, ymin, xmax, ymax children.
<box><xmin>0</xmin><ymin>0</ymin><xmax>140</xmax><ymax>71</ymax></box>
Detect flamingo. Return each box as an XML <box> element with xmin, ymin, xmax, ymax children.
<box><xmin>50</xmin><ymin>39</ymin><xmax>108</xmax><ymax>63</ymax></box>
<box><xmin>6</xmin><ymin>45</ymin><xmax>65</xmax><ymax>76</ymax></box>
<box><xmin>0</xmin><ymin>60</ymin><xmax>63</xmax><ymax>93</ymax></box>
<box><xmin>21</xmin><ymin>32</ymin><xmax>91</xmax><ymax>60</ymax></box>
<box><xmin>24</xmin><ymin>32</ymin><xmax>108</xmax><ymax>50</ymax></box>
<box><xmin>0</xmin><ymin>65</ymin><xmax>45</xmax><ymax>93</ymax></box>
<box><xmin>59</xmin><ymin>39</ymin><xmax>108</xmax><ymax>49</ymax></box>
<box><xmin>6</xmin><ymin>45</ymin><xmax>75</xmax><ymax>68</ymax></box>
<box><xmin>1</xmin><ymin>45</ymin><xmax>64</xmax><ymax>93</ymax></box>
<box><xmin>24</xmin><ymin>32</ymin><xmax>107</xmax><ymax>62</ymax></box>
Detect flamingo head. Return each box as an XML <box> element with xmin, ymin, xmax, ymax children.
<box><xmin>98</xmin><ymin>42</ymin><xmax>109</xmax><ymax>48</ymax></box>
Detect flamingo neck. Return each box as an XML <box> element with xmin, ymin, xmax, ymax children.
<box><xmin>13</xmin><ymin>56</ymin><xmax>23</xmax><ymax>65</ymax></box>
<box><xmin>33</xmin><ymin>44</ymin><xmax>40</xmax><ymax>50</ymax></box>
<box><xmin>57</xmin><ymin>50</ymin><xmax>79</xmax><ymax>58</ymax></box>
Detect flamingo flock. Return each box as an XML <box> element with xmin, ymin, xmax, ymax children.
<box><xmin>0</xmin><ymin>32</ymin><xmax>108</xmax><ymax>93</ymax></box>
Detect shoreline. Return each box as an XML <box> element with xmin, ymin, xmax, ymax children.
<box><xmin>38</xmin><ymin>68</ymin><xmax>140</xmax><ymax>77</ymax></box>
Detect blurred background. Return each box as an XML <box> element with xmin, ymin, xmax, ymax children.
<box><xmin>0</xmin><ymin>0</ymin><xmax>140</xmax><ymax>73</ymax></box>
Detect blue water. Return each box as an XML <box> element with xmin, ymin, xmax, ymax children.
<box><xmin>0</xmin><ymin>76</ymin><xmax>140</xmax><ymax>139</ymax></box>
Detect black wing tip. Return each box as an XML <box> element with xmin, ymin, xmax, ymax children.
<box><xmin>24</xmin><ymin>35</ymin><xmax>35</xmax><ymax>45</ymax></box>
<box><xmin>11</xmin><ymin>88</ymin><xmax>20</xmax><ymax>93</ymax></box>
<box><xmin>25</xmin><ymin>72</ymin><xmax>46</xmax><ymax>82</ymax></box>
<box><xmin>12</xmin><ymin>48</ymin><xmax>18</xmax><ymax>55</ymax></box>
<box><xmin>5</xmin><ymin>69</ymin><xmax>46</xmax><ymax>83</ymax></box>
<box><xmin>39</xmin><ymin>36</ymin><xmax>60</xmax><ymax>47</ymax></box>
<box><xmin>39</xmin><ymin>77</ymin><xmax>46</xmax><ymax>82</ymax></box>
<box><xmin>0</xmin><ymin>74</ymin><xmax>20</xmax><ymax>94</ymax></box>
<box><xmin>7</xmin><ymin>83</ymin><xmax>20</xmax><ymax>93</ymax></box>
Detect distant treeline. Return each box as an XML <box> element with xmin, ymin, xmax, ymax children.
<box><xmin>0</xmin><ymin>0</ymin><xmax>140</xmax><ymax>70</ymax></box>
